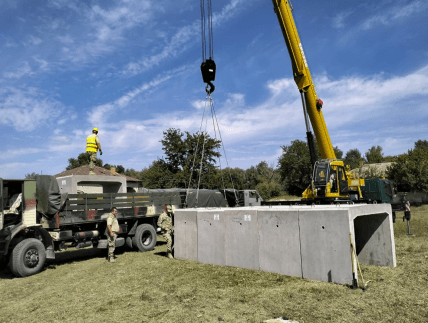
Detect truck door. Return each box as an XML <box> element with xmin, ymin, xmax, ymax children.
<box><xmin>338</xmin><ymin>167</ymin><xmax>348</xmax><ymax>195</ymax></box>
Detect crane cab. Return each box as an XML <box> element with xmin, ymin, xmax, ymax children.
<box><xmin>303</xmin><ymin>160</ymin><xmax>362</xmax><ymax>202</ymax></box>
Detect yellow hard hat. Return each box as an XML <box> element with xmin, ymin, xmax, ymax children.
<box><xmin>92</xmin><ymin>127</ymin><xmax>99</xmax><ymax>133</ymax></box>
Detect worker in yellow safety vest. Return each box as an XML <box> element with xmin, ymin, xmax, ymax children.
<box><xmin>86</xmin><ymin>127</ymin><xmax>102</xmax><ymax>175</ymax></box>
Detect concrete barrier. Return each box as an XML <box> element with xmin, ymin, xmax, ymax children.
<box><xmin>174</xmin><ymin>209</ymin><xmax>198</xmax><ymax>261</ymax></box>
<box><xmin>197</xmin><ymin>209</ymin><xmax>226</xmax><ymax>266</ymax></box>
<box><xmin>174</xmin><ymin>204</ymin><xmax>396</xmax><ymax>285</ymax></box>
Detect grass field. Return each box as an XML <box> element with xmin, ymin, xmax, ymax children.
<box><xmin>1</xmin><ymin>205</ymin><xmax>427</xmax><ymax>323</ymax></box>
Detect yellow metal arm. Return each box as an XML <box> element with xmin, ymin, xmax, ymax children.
<box><xmin>272</xmin><ymin>0</ymin><xmax>336</xmax><ymax>159</ymax></box>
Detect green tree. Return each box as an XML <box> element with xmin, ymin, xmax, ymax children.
<box><xmin>333</xmin><ymin>146</ymin><xmax>343</xmax><ymax>159</ymax></box>
<box><xmin>218</xmin><ymin>167</ymin><xmax>248</xmax><ymax>190</ymax></box>
<box><xmin>66</xmin><ymin>152</ymin><xmax>103</xmax><ymax>170</ymax></box>
<box><xmin>25</xmin><ymin>172</ymin><xmax>38</xmax><ymax>179</ymax></box>
<box><xmin>141</xmin><ymin>159</ymin><xmax>174</xmax><ymax>188</ymax></box>
<box><xmin>245</xmin><ymin>166</ymin><xmax>259</xmax><ymax>189</ymax></box>
<box><xmin>143</xmin><ymin>128</ymin><xmax>222</xmax><ymax>189</ymax></box>
<box><xmin>255</xmin><ymin>161</ymin><xmax>282</xmax><ymax>200</ymax></box>
<box><xmin>387</xmin><ymin>148</ymin><xmax>428</xmax><ymax>192</ymax></box>
<box><xmin>124</xmin><ymin>168</ymin><xmax>141</xmax><ymax>180</ymax></box>
<box><xmin>278</xmin><ymin>139</ymin><xmax>312</xmax><ymax>196</ymax></box>
<box><xmin>365</xmin><ymin>145</ymin><xmax>384</xmax><ymax>163</ymax></box>
<box><xmin>116</xmin><ymin>165</ymin><xmax>125</xmax><ymax>174</ymax></box>
<box><xmin>383</xmin><ymin>155</ymin><xmax>397</xmax><ymax>162</ymax></box>
<box><xmin>103</xmin><ymin>164</ymin><xmax>125</xmax><ymax>173</ymax></box>
<box><xmin>414</xmin><ymin>139</ymin><xmax>428</xmax><ymax>151</ymax></box>
<box><xmin>344</xmin><ymin>149</ymin><xmax>364</xmax><ymax>170</ymax></box>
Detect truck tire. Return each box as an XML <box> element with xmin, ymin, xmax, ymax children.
<box><xmin>10</xmin><ymin>238</ymin><xmax>46</xmax><ymax>277</ymax></box>
<box><xmin>132</xmin><ymin>224</ymin><xmax>157</xmax><ymax>252</ymax></box>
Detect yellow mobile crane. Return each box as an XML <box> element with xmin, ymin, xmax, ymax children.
<box><xmin>272</xmin><ymin>0</ymin><xmax>364</xmax><ymax>202</ymax></box>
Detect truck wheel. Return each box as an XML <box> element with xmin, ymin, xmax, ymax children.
<box><xmin>10</xmin><ymin>238</ymin><xmax>46</xmax><ymax>277</ymax></box>
<box><xmin>132</xmin><ymin>224</ymin><xmax>157</xmax><ymax>252</ymax></box>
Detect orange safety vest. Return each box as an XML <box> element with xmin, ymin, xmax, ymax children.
<box><xmin>86</xmin><ymin>134</ymin><xmax>98</xmax><ymax>152</ymax></box>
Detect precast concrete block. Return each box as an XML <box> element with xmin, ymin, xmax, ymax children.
<box><xmin>257</xmin><ymin>208</ymin><xmax>302</xmax><ymax>277</ymax></box>
<box><xmin>349</xmin><ymin>204</ymin><xmax>396</xmax><ymax>267</ymax></box>
<box><xmin>173</xmin><ymin>204</ymin><xmax>396</xmax><ymax>286</ymax></box>
<box><xmin>225</xmin><ymin>208</ymin><xmax>259</xmax><ymax>270</ymax></box>
<box><xmin>298</xmin><ymin>207</ymin><xmax>354</xmax><ymax>284</ymax></box>
<box><xmin>197</xmin><ymin>209</ymin><xmax>226</xmax><ymax>266</ymax></box>
<box><xmin>174</xmin><ymin>209</ymin><xmax>198</xmax><ymax>261</ymax></box>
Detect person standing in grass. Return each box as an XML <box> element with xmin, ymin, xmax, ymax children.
<box><xmin>106</xmin><ymin>207</ymin><xmax>119</xmax><ymax>263</ymax></box>
<box><xmin>157</xmin><ymin>205</ymin><xmax>174</xmax><ymax>259</ymax></box>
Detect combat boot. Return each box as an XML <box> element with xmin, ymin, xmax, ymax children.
<box><xmin>167</xmin><ymin>252</ymin><xmax>174</xmax><ymax>259</ymax></box>
<box><xmin>108</xmin><ymin>256</ymin><xmax>116</xmax><ymax>263</ymax></box>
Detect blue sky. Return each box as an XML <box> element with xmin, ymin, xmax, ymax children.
<box><xmin>1</xmin><ymin>0</ymin><xmax>428</xmax><ymax>179</ymax></box>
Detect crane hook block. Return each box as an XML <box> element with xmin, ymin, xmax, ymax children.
<box><xmin>201</xmin><ymin>58</ymin><xmax>216</xmax><ymax>83</ymax></box>
<box><xmin>316</xmin><ymin>98</ymin><xmax>323</xmax><ymax>109</ymax></box>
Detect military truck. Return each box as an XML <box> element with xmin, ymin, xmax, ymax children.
<box><xmin>0</xmin><ymin>176</ymin><xmax>262</xmax><ymax>277</ymax></box>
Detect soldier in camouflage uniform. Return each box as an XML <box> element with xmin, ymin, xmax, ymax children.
<box><xmin>105</xmin><ymin>207</ymin><xmax>119</xmax><ymax>262</ymax></box>
<box><xmin>157</xmin><ymin>205</ymin><xmax>174</xmax><ymax>259</ymax></box>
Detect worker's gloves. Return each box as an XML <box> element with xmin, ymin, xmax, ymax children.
<box><xmin>100</xmin><ymin>150</ymin><xmax>103</xmax><ymax>155</ymax></box>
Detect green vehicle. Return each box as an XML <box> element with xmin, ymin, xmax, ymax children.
<box><xmin>360</xmin><ymin>178</ymin><xmax>407</xmax><ymax>222</ymax></box>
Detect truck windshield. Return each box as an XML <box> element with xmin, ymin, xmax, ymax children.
<box><xmin>314</xmin><ymin>164</ymin><xmax>329</xmax><ymax>186</ymax></box>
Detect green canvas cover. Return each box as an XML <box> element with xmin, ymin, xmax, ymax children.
<box><xmin>35</xmin><ymin>175</ymin><xmax>61</xmax><ymax>218</ymax></box>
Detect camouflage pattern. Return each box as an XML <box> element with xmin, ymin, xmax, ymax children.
<box><xmin>105</xmin><ymin>212</ymin><xmax>119</xmax><ymax>261</ymax></box>
<box><xmin>107</xmin><ymin>233</ymin><xmax>116</xmax><ymax>261</ymax></box>
<box><xmin>157</xmin><ymin>210</ymin><xmax>173</xmax><ymax>256</ymax></box>
<box><xmin>88</xmin><ymin>151</ymin><xmax>97</xmax><ymax>173</ymax></box>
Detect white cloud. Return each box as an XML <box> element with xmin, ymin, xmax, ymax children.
<box><xmin>191</xmin><ymin>99</ymin><xmax>207</xmax><ymax>110</ymax></box>
<box><xmin>332</xmin><ymin>10</ymin><xmax>353</xmax><ymax>29</ymax></box>
<box><xmin>360</xmin><ymin>0</ymin><xmax>428</xmax><ymax>30</ymax></box>
<box><xmin>90</xmin><ymin>65</ymin><xmax>188</xmax><ymax>124</ymax></box>
<box><xmin>101</xmin><ymin>64</ymin><xmax>428</xmax><ymax>167</ymax></box>
<box><xmin>0</xmin><ymin>148</ymin><xmax>45</xmax><ymax>160</ymax></box>
<box><xmin>3</xmin><ymin>61</ymin><xmax>34</xmax><ymax>79</ymax></box>
<box><xmin>121</xmin><ymin>0</ymin><xmax>246</xmax><ymax>76</ymax></box>
<box><xmin>28</xmin><ymin>35</ymin><xmax>42</xmax><ymax>45</ymax></box>
<box><xmin>3</xmin><ymin>64</ymin><xmax>428</xmax><ymax>177</ymax></box>
<box><xmin>0</xmin><ymin>87</ymin><xmax>67</xmax><ymax>131</ymax></box>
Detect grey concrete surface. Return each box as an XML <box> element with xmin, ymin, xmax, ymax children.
<box><xmin>298</xmin><ymin>208</ymin><xmax>353</xmax><ymax>283</ymax></box>
<box><xmin>197</xmin><ymin>209</ymin><xmax>226</xmax><ymax>265</ymax></box>
<box><xmin>56</xmin><ymin>175</ymin><xmax>127</xmax><ymax>194</ymax></box>
<box><xmin>257</xmin><ymin>209</ymin><xmax>301</xmax><ymax>277</ymax></box>
<box><xmin>225</xmin><ymin>208</ymin><xmax>259</xmax><ymax>270</ymax></box>
<box><xmin>174</xmin><ymin>209</ymin><xmax>198</xmax><ymax>261</ymax></box>
<box><xmin>349</xmin><ymin>204</ymin><xmax>396</xmax><ymax>267</ymax></box>
<box><xmin>174</xmin><ymin>204</ymin><xmax>396</xmax><ymax>285</ymax></box>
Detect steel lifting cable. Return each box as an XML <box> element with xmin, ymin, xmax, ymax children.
<box><xmin>200</xmin><ymin>0</ymin><xmax>206</xmax><ymax>63</ymax></box>
<box><xmin>186</xmin><ymin>91</ymin><xmax>239</xmax><ymax>207</ymax></box>
<box><xmin>185</xmin><ymin>98</ymin><xmax>209</xmax><ymax>207</ymax></box>
<box><xmin>200</xmin><ymin>0</ymin><xmax>216</xmax><ymax>94</ymax></box>
<box><xmin>207</xmin><ymin>93</ymin><xmax>240</xmax><ymax>206</ymax></box>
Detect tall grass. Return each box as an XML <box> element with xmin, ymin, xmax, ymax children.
<box><xmin>0</xmin><ymin>206</ymin><xmax>427</xmax><ymax>323</ymax></box>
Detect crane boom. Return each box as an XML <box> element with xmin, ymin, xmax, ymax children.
<box><xmin>272</xmin><ymin>0</ymin><xmax>336</xmax><ymax>160</ymax></box>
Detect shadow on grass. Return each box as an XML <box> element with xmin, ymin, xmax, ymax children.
<box><xmin>154</xmin><ymin>251</ymin><xmax>169</xmax><ymax>258</ymax></box>
<box><xmin>0</xmin><ymin>241</ymin><xmax>169</xmax><ymax>278</ymax></box>
<box><xmin>48</xmin><ymin>247</ymin><xmax>107</xmax><ymax>265</ymax></box>
<box><xmin>0</xmin><ymin>265</ymin><xmax>15</xmax><ymax>279</ymax></box>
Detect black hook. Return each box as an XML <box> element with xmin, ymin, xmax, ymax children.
<box><xmin>206</xmin><ymin>81</ymin><xmax>215</xmax><ymax>94</ymax></box>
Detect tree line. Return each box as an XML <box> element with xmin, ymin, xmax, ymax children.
<box><xmin>43</xmin><ymin>129</ymin><xmax>428</xmax><ymax>200</ymax></box>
